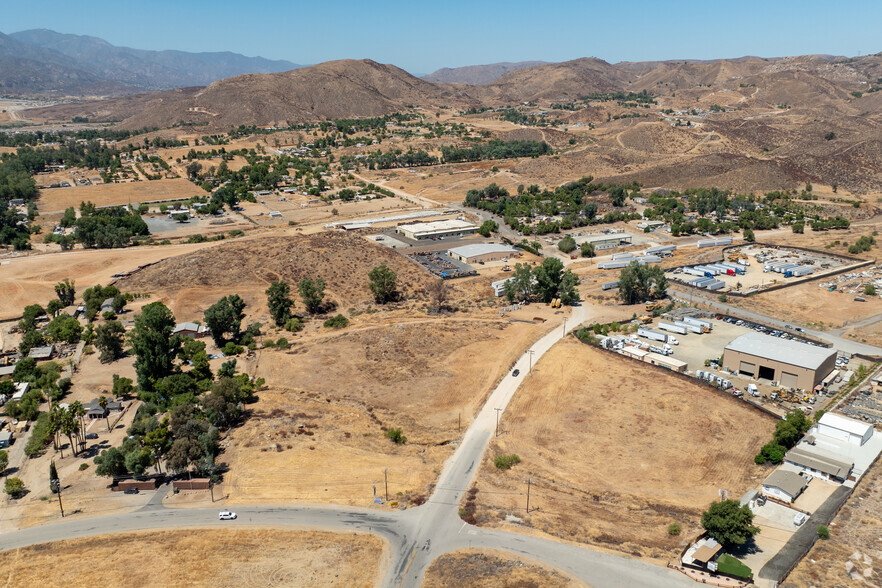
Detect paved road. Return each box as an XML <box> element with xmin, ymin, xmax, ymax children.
<box><xmin>0</xmin><ymin>303</ymin><xmax>694</xmax><ymax>587</ymax></box>
<box><xmin>670</xmin><ymin>285</ymin><xmax>882</xmax><ymax>356</ymax></box>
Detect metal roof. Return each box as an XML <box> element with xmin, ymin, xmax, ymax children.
<box><xmin>725</xmin><ymin>332</ymin><xmax>835</xmax><ymax>370</ymax></box>
<box><xmin>818</xmin><ymin>412</ymin><xmax>873</xmax><ymax>437</ymax></box>
<box><xmin>762</xmin><ymin>469</ymin><xmax>809</xmax><ymax>497</ymax></box>
<box><xmin>448</xmin><ymin>243</ymin><xmax>518</xmax><ymax>258</ymax></box>
<box><xmin>398</xmin><ymin>219</ymin><xmax>475</xmax><ymax>234</ymax></box>
<box><xmin>785</xmin><ymin>446</ymin><xmax>853</xmax><ymax>479</ymax></box>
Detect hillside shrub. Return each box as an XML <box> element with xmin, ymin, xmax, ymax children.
<box><xmin>493</xmin><ymin>454</ymin><xmax>521</xmax><ymax>470</ymax></box>
<box><xmin>385</xmin><ymin>428</ymin><xmax>406</xmax><ymax>444</ymax></box>
<box><xmin>323</xmin><ymin>314</ymin><xmax>349</xmax><ymax>329</ymax></box>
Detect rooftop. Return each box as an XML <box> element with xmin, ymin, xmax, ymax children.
<box><xmin>785</xmin><ymin>446</ymin><xmax>853</xmax><ymax>479</ymax></box>
<box><xmin>398</xmin><ymin>219</ymin><xmax>475</xmax><ymax>234</ymax></box>
<box><xmin>448</xmin><ymin>243</ymin><xmax>518</xmax><ymax>258</ymax></box>
<box><xmin>763</xmin><ymin>469</ymin><xmax>809</xmax><ymax>497</ymax></box>
<box><xmin>818</xmin><ymin>412</ymin><xmax>873</xmax><ymax>437</ymax></box>
<box><xmin>725</xmin><ymin>332</ymin><xmax>836</xmax><ymax>370</ymax></box>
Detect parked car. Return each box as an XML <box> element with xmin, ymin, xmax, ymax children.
<box><xmin>85</xmin><ymin>433</ymin><xmax>98</xmax><ymax>439</ymax></box>
<box><xmin>123</xmin><ymin>488</ymin><xmax>139</xmax><ymax>495</ymax></box>
<box><xmin>219</xmin><ymin>511</ymin><xmax>237</xmax><ymax>520</ymax></box>
<box><xmin>512</xmin><ymin>369</ymin><xmax>520</xmax><ymax>377</ymax></box>
<box><xmin>793</xmin><ymin>512</ymin><xmax>807</xmax><ymax>526</ymax></box>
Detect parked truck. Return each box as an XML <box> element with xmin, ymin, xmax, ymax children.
<box><xmin>681</xmin><ymin>316</ymin><xmax>712</xmax><ymax>332</ymax></box>
<box><xmin>675</xmin><ymin>320</ymin><xmax>705</xmax><ymax>334</ymax></box>
<box><xmin>637</xmin><ymin>328</ymin><xmax>679</xmax><ymax>345</ymax></box>
<box><xmin>649</xmin><ymin>344</ymin><xmax>674</xmax><ymax>356</ymax></box>
<box><xmin>658</xmin><ymin>321</ymin><xmax>688</xmax><ymax>335</ymax></box>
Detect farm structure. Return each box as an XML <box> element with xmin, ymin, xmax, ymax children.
<box><xmin>447</xmin><ymin>243</ymin><xmax>519</xmax><ymax>264</ymax></box>
<box><xmin>723</xmin><ymin>332</ymin><xmax>836</xmax><ymax>390</ymax></box>
<box><xmin>575</xmin><ymin>232</ymin><xmax>634</xmax><ymax>251</ymax></box>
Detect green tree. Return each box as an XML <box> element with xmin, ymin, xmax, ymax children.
<box><xmin>865</xmin><ymin>284</ymin><xmax>877</xmax><ymax>296</ymax></box>
<box><xmin>701</xmin><ymin>500</ymin><xmax>760</xmax><ymax>547</ymax></box>
<box><xmin>0</xmin><ymin>449</ymin><xmax>8</xmax><ymax>477</ymax></box>
<box><xmin>45</xmin><ymin>315</ymin><xmax>83</xmax><ymax>344</ymax></box>
<box><xmin>265</xmin><ymin>280</ymin><xmax>294</xmax><ymax>326</ymax></box>
<box><xmin>54</xmin><ymin>279</ymin><xmax>75</xmax><ymax>306</ymax></box>
<box><xmin>558</xmin><ymin>235</ymin><xmax>576</xmax><ymax>253</ymax></box>
<box><xmin>4</xmin><ymin>477</ymin><xmax>25</xmax><ymax>498</ymax></box>
<box><xmin>47</xmin><ymin>299</ymin><xmax>64</xmax><ymax>317</ymax></box>
<box><xmin>60</xmin><ymin>207</ymin><xmax>76</xmax><ymax>228</ymax></box>
<box><xmin>580</xmin><ymin>242</ymin><xmax>596</xmax><ymax>258</ymax></box>
<box><xmin>792</xmin><ymin>221</ymin><xmax>804</xmax><ymax>234</ymax></box>
<box><xmin>298</xmin><ymin>278</ymin><xmax>326</xmax><ymax>314</ymax></box>
<box><xmin>817</xmin><ymin>525</ymin><xmax>830</xmax><ymax>539</ymax></box>
<box><xmin>94</xmin><ymin>447</ymin><xmax>127</xmax><ymax>477</ymax></box>
<box><xmin>19</xmin><ymin>304</ymin><xmax>45</xmax><ymax>331</ymax></box>
<box><xmin>323</xmin><ymin>314</ymin><xmax>349</xmax><ymax>328</ymax></box>
<box><xmin>743</xmin><ymin>228</ymin><xmax>756</xmax><ymax>242</ymax></box>
<box><xmin>617</xmin><ymin>261</ymin><xmax>668</xmax><ymax>304</ymax></box>
<box><xmin>204</xmin><ymin>294</ymin><xmax>246</xmax><ymax>345</ymax></box>
<box><xmin>130</xmin><ymin>302</ymin><xmax>178</xmax><ymax>390</ymax></box>
<box><xmin>503</xmin><ymin>262</ymin><xmax>535</xmax><ymax>302</ymax></box>
<box><xmin>95</xmin><ymin>320</ymin><xmax>126</xmax><ymax>363</ymax></box>
<box><xmin>369</xmin><ymin>264</ymin><xmax>398</xmax><ymax>304</ymax></box>
<box><xmin>531</xmin><ymin>258</ymin><xmax>579</xmax><ymax>304</ymax></box>
<box><xmin>478</xmin><ymin>219</ymin><xmax>498</xmax><ymax>237</ymax></box>
<box><xmin>583</xmin><ymin>201</ymin><xmax>598</xmax><ymax>219</ymax></box>
<box><xmin>609</xmin><ymin>186</ymin><xmax>627</xmax><ymax>207</ymax></box>
<box><xmin>19</xmin><ymin>329</ymin><xmax>46</xmax><ymax>355</ymax></box>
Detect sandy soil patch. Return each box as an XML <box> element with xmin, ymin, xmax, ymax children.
<box><xmin>423</xmin><ymin>549</ymin><xmax>586</xmax><ymax>587</ymax></box>
<box><xmin>35</xmin><ymin>177</ymin><xmax>205</xmax><ymax>212</ymax></box>
<box><xmin>470</xmin><ymin>338</ymin><xmax>775</xmax><ymax>561</ymax></box>
<box><xmin>0</xmin><ymin>529</ymin><xmax>384</xmax><ymax>588</ymax></box>
<box><xmin>221</xmin><ymin>314</ymin><xmax>551</xmax><ymax>506</ymax></box>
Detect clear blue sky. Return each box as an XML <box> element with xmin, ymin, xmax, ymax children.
<box><xmin>5</xmin><ymin>0</ymin><xmax>881</xmax><ymax>74</ymax></box>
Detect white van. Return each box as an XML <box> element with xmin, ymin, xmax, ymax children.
<box><xmin>218</xmin><ymin>511</ymin><xmax>237</xmax><ymax>520</ymax></box>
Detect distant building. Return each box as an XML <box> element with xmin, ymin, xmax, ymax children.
<box><xmin>172</xmin><ymin>322</ymin><xmax>210</xmax><ymax>339</ymax></box>
<box><xmin>448</xmin><ymin>243</ymin><xmax>519</xmax><ymax>265</ymax></box>
<box><xmin>396</xmin><ymin>219</ymin><xmax>477</xmax><ymax>240</ymax></box>
<box><xmin>762</xmin><ymin>469</ymin><xmax>809</xmax><ymax>502</ymax></box>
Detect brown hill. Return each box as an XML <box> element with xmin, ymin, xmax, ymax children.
<box><xmin>473</xmin><ymin>58</ymin><xmax>632</xmax><ymax>103</ymax></box>
<box><xmin>116</xmin><ymin>232</ymin><xmax>435</xmax><ymax>313</ymax></box>
<box><xmin>422</xmin><ymin>61</ymin><xmax>549</xmax><ymax>85</ymax></box>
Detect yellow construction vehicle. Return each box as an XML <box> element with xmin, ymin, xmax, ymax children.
<box><xmin>645</xmin><ymin>301</ymin><xmax>664</xmax><ymax>312</ymax></box>
<box><xmin>549</xmin><ymin>298</ymin><xmax>562</xmax><ymax>308</ymax></box>
<box><xmin>638</xmin><ymin>315</ymin><xmax>653</xmax><ymax>324</ymax></box>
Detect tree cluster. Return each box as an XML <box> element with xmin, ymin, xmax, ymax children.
<box><xmin>617</xmin><ymin>262</ymin><xmax>668</xmax><ymax>305</ymax></box>
<box><xmin>503</xmin><ymin>258</ymin><xmax>579</xmax><ymax>305</ymax></box>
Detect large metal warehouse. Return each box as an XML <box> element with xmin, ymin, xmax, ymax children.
<box><xmin>723</xmin><ymin>332</ymin><xmax>836</xmax><ymax>390</ymax></box>
<box><xmin>396</xmin><ymin>219</ymin><xmax>477</xmax><ymax>240</ymax></box>
<box><xmin>448</xmin><ymin>243</ymin><xmax>519</xmax><ymax>264</ymax></box>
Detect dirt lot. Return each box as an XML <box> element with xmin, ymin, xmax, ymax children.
<box><xmin>221</xmin><ymin>313</ymin><xmax>554</xmax><ymax>506</ymax></box>
<box><xmin>0</xmin><ymin>529</ymin><xmax>384</xmax><ymax>587</ymax></box>
<box><xmin>470</xmin><ymin>338</ymin><xmax>775</xmax><ymax>562</ymax></box>
<box><xmin>35</xmin><ymin>177</ymin><xmax>205</xmax><ymax>212</ymax></box>
<box><xmin>423</xmin><ymin>549</ymin><xmax>585</xmax><ymax>587</ymax></box>
<box><xmin>0</xmin><ymin>241</ymin><xmax>219</xmax><ymax>321</ymax></box>
<box><xmin>784</xmin><ymin>459</ymin><xmax>882</xmax><ymax>587</ymax></box>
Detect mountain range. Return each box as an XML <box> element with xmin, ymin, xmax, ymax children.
<box><xmin>1</xmin><ymin>29</ymin><xmax>300</xmax><ymax>96</ymax></box>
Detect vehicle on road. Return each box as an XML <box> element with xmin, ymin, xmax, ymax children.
<box><xmin>123</xmin><ymin>488</ymin><xmax>139</xmax><ymax>495</ymax></box>
<box><xmin>219</xmin><ymin>511</ymin><xmax>237</xmax><ymax>520</ymax></box>
<box><xmin>512</xmin><ymin>369</ymin><xmax>520</xmax><ymax>377</ymax></box>
<box><xmin>85</xmin><ymin>433</ymin><xmax>98</xmax><ymax>439</ymax></box>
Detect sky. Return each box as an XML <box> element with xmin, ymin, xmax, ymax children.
<box><xmin>4</xmin><ymin>0</ymin><xmax>882</xmax><ymax>74</ymax></box>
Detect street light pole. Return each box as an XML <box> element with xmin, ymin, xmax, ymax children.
<box><xmin>527</xmin><ymin>349</ymin><xmax>535</xmax><ymax>373</ymax></box>
<box><xmin>494</xmin><ymin>408</ymin><xmax>503</xmax><ymax>437</ymax></box>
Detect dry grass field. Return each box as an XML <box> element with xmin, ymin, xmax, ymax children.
<box><xmin>470</xmin><ymin>338</ymin><xmax>775</xmax><ymax>561</ymax></box>
<box><xmin>222</xmin><ymin>315</ymin><xmax>552</xmax><ymax>505</ymax></box>
<box><xmin>0</xmin><ymin>241</ymin><xmax>219</xmax><ymax>320</ymax></box>
<box><xmin>784</xmin><ymin>461</ymin><xmax>882</xmax><ymax>587</ymax></box>
<box><xmin>423</xmin><ymin>549</ymin><xmax>585</xmax><ymax>588</ymax></box>
<box><xmin>35</xmin><ymin>177</ymin><xmax>205</xmax><ymax>212</ymax></box>
<box><xmin>0</xmin><ymin>530</ymin><xmax>385</xmax><ymax>587</ymax></box>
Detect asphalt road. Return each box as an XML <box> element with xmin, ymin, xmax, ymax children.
<box><xmin>0</xmin><ymin>303</ymin><xmax>694</xmax><ymax>587</ymax></box>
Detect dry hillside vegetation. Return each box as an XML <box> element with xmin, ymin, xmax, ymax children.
<box><xmin>222</xmin><ymin>317</ymin><xmax>548</xmax><ymax>505</ymax></box>
<box><xmin>117</xmin><ymin>232</ymin><xmax>434</xmax><ymax>312</ymax></box>
<box><xmin>784</xmin><ymin>459</ymin><xmax>882</xmax><ymax>587</ymax></box>
<box><xmin>471</xmin><ymin>338</ymin><xmax>774</xmax><ymax>561</ymax></box>
<box><xmin>35</xmin><ymin>177</ymin><xmax>203</xmax><ymax>212</ymax></box>
<box><xmin>423</xmin><ymin>549</ymin><xmax>584</xmax><ymax>588</ymax></box>
<box><xmin>0</xmin><ymin>530</ymin><xmax>384</xmax><ymax>587</ymax></box>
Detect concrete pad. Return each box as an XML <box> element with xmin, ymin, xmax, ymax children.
<box><xmin>792</xmin><ymin>475</ymin><xmax>839</xmax><ymax>512</ymax></box>
<box><xmin>738</xmin><ymin>525</ymin><xmax>794</xmax><ymax>579</ymax></box>
<box><xmin>752</xmin><ymin>500</ymin><xmax>803</xmax><ymax>530</ymax></box>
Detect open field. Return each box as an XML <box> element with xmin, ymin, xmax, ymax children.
<box><xmin>35</xmin><ymin>177</ymin><xmax>205</xmax><ymax>212</ymax></box>
<box><xmin>0</xmin><ymin>529</ymin><xmax>385</xmax><ymax>587</ymax></box>
<box><xmin>423</xmin><ymin>549</ymin><xmax>585</xmax><ymax>587</ymax></box>
<box><xmin>0</xmin><ymin>241</ymin><xmax>220</xmax><ymax>321</ymax></box>
<box><xmin>784</xmin><ymin>459</ymin><xmax>882</xmax><ymax>587</ymax></box>
<box><xmin>222</xmin><ymin>311</ymin><xmax>555</xmax><ymax>506</ymax></box>
<box><xmin>470</xmin><ymin>338</ymin><xmax>775</xmax><ymax>561</ymax></box>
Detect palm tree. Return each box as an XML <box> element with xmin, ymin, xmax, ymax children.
<box><xmin>98</xmin><ymin>396</ymin><xmax>110</xmax><ymax>432</ymax></box>
<box><xmin>70</xmin><ymin>401</ymin><xmax>86</xmax><ymax>453</ymax></box>
<box><xmin>48</xmin><ymin>404</ymin><xmax>61</xmax><ymax>455</ymax></box>
<box><xmin>60</xmin><ymin>409</ymin><xmax>79</xmax><ymax>457</ymax></box>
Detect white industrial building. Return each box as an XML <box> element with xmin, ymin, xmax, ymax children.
<box><xmin>784</xmin><ymin>445</ymin><xmax>853</xmax><ymax>483</ymax></box>
<box><xmin>448</xmin><ymin>243</ymin><xmax>519</xmax><ymax>264</ymax></box>
<box><xmin>816</xmin><ymin>412</ymin><xmax>873</xmax><ymax>446</ymax></box>
<box><xmin>396</xmin><ymin>219</ymin><xmax>477</xmax><ymax>240</ymax></box>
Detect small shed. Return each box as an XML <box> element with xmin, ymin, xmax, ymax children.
<box><xmin>0</xmin><ymin>430</ymin><xmax>12</xmax><ymax>448</ymax></box>
<box><xmin>172</xmin><ymin>322</ymin><xmax>210</xmax><ymax>339</ymax></box>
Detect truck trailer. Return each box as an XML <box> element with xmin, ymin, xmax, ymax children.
<box><xmin>658</xmin><ymin>321</ymin><xmax>688</xmax><ymax>335</ymax></box>
<box><xmin>637</xmin><ymin>328</ymin><xmax>679</xmax><ymax>345</ymax></box>
<box><xmin>681</xmin><ymin>316</ymin><xmax>712</xmax><ymax>332</ymax></box>
<box><xmin>675</xmin><ymin>320</ymin><xmax>705</xmax><ymax>334</ymax></box>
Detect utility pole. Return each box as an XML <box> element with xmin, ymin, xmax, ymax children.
<box><xmin>51</xmin><ymin>478</ymin><xmax>64</xmax><ymax>518</ymax></box>
<box><xmin>562</xmin><ymin>317</ymin><xmax>567</xmax><ymax>337</ymax></box>
<box><xmin>458</xmin><ymin>412</ymin><xmax>461</xmax><ymax>432</ymax></box>
<box><xmin>527</xmin><ymin>349</ymin><xmax>535</xmax><ymax>372</ymax></box>
<box><xmin>384</xmin><ymin>468</ymin><xmax>388</xmax><ymax>502</ymax></box>
<box><xmin>526</xmin><ymin>477</ymin><xmax>531</xmax><ymax>513</ymax></box>
<box><xmin>494</xmin><ymin>408</ymin><xmax>503</xmax><ymax>437</ymax></box>
<box><xmin>209</xmin><ymin>479</ymin><xmax>214</xmax><ymax>503</ymax></box>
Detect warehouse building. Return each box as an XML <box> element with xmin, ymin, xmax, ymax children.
<box><xmin>817</xmin><ymin>412</ymin><xmax>874</xmax><ymax>446</ymax></box>
<box><xmin>448</xmin><ymin>243</ymin><xmax>520</xmax><ymax>264</ymax></box>
<box><xmin>396</xmin><ymin>219</ymin><xmax>477</xmax><ymax>240</ymax></box>
<box><xmin>578</xmin><ymin>232</ymin><xmax>634</xmax><ymax>250</ymax></box>
<box><xmin>723</xmin><ymin>332</ymin><xmax>837</xmax><ymax>390</ymax></box>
